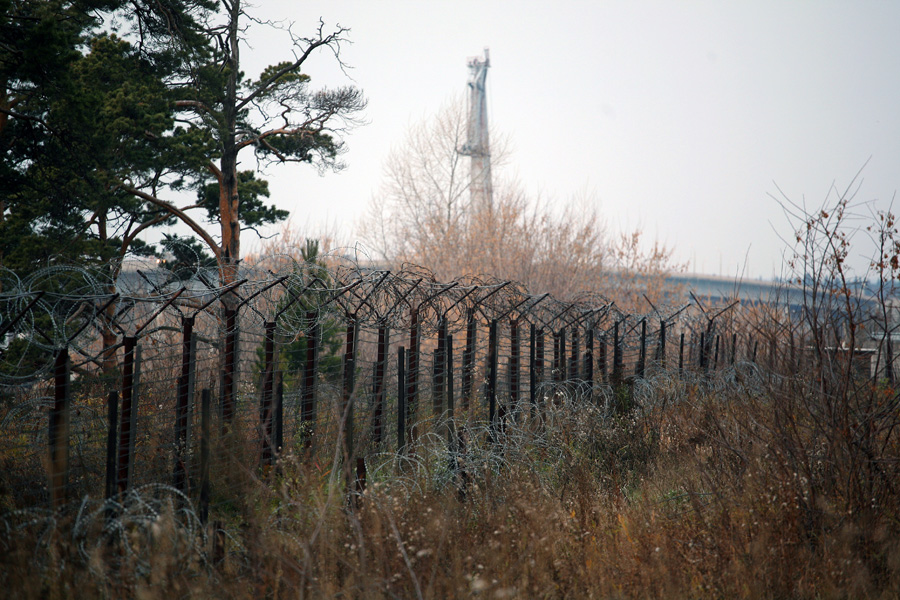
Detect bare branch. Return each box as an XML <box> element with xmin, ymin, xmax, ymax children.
<box><xmin>236</xmin><ymin>26</ymin><xmax>348</xmax><ymax>112</ymax></box>
<box><xmin>117</xmin><ymin>184</ymin><xmax>221</xmax><ymax>260</ymax></box>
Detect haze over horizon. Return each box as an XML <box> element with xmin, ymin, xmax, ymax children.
<box><xmin>186</xmin><ymin>1</ymin><xmax>900</xmax><ymax>282</ymax></box>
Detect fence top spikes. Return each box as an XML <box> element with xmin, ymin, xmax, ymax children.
<box><xmin>134</xmin><ymin>288</ymin><xmax>185</xmax><ymax>337</ymax></box>
<box><xmin>663</xmin><ymin>303</ymin><xmax>692</xmax><ymax>324</ymax></box>
<box><xmin>272</xmin><ymin>276</ymin><xmax>326</xmax><ymax>321</ymax></box>
<box><xmin>419</xmin><ymin>281</ymin><xmax>459</xmax><ymax>310</ymax></box>
<box><xmin>514</xmin><ymin>293</ymin><xmax>551</xmax><ymax>324</ymax></box>
<box><xmin>236</xmin><ymin>274</ymin><xmax>289</xmax><ymax>311</ymax></box>
<box><xmin>495</xmin><ymin>294</ymin><xmax>532</xmax><ymax>322</ymax></box>
<box><xmin>442</xmin><ymin>285</ymin><xmax>479</xmax><ymax>316</ymax></box>
<box><xmin>342</xmin><ymin>270</ymin><xmax>392</xmax><ymax>320</ymax></box>
<box><xmin>195</xmin><ymin>273</ymin><xmax>250</xmax><ymax>309</ymax></box>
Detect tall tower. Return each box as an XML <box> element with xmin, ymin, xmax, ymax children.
<box><xmin>459</xmin><ymin>48</ymin><xmax>493</xmax><ymax>210</ymax></box>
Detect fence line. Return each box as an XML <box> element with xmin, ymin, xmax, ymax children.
<box><xmin>0</xmin><ymin>256</ymin><xmax>893</xmax><ymax>516</ymax></box>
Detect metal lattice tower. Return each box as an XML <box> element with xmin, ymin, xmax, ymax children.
<box><xmin>459</xmin><ymin>48</ymin><xmax>493</xmax><ymax>210</ymax></box>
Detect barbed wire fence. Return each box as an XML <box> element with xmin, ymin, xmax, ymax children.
<box><xmin>0</xmin><ymin>250</ymin><xmax>883</xmax><ymax>528</ymax></box>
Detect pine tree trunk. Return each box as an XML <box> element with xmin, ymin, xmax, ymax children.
<box><xmin>218</xmin><ymin>0</ymin><xmax>242</xmax><ymax>293</ymax></box>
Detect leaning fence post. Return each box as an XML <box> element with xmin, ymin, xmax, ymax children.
<box><xmin>117</xmin><ymin>336</ymin><xmax>140</xmax><ymax>496</ymax></box>
<box><xmin>49</xmin><ymin>347</ymin><xmax>70</xmax><ymax>509</ymax></box>
<box><xmin>679</xmin><ymin>332</ymin><xmax>686</xmax><ymax>373</ymax></box>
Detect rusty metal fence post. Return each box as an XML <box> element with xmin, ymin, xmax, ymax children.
<box><xmin>434</xmin><ymin>317</ymin><xmax>447</xmax><ymax>416</ymax></box>
<box><xmin>341</xmin><ymin>320</ymin><xmax>358</xmax><ymax>480</ymax></box>
<box><xmin>462</xmin><ymin>309</ymin><xmax>477</xmax><ymax>411</ymax></box>
<box><xmin>397</xmin><ymin>346</ymin><xmax>407</xmax><ymax>452</ymax></box>
<box><xmin>104</xmin><ymin>390</ymin><xmax>118</xmax><ymax>506</ymax></box>
<box><xmin>655</xmin><ymin>320</ymin><xmax>666</xmax><ymax>367</ymax></box>
<box><xmin>731</xmin><ymin>332</ymin><xmax>737</xmax><ymax>365</ymax></box>
<box><xmin>200</xmin><ymin>388</ymin><xmax>211</xmax><ymax>525</ymax></box>
<box><xmin>714</xmin><ymin>334</ymin><xmax>720</xmax><ymax>370</ymax></box>
<box><xmin>568</xmin><ymin>328</ymin><xmax>579</xmax><ymax>382</ymax></box>
<box><xmin>529</xmin><ymin>324</ymin><xmax>537</xmax><ymax>415</ymax></box>
<box><xmin>558</xmin><ymin>328</ymin><xmax>567</xmax><ymax>385</ymax></box>
<box><xmin>487</xmin><ymin>319</ymin><xmax>498</xmax><ymax>441</ymax></box>
<box><xmin>174</xmin><ymin>316</ymin><xmax>196</xmax><ymax>492</ymax></box>
<box><xmin>117</xmin><ymin>336</ymin><xmax>141</xmax><ymax>496</ymax></box>
<box><xmin>221</xmin><ymin>307</ymin><xmax>237</xmax><ymax>430</ymax></box>
<box><xmin>446</xmin><ymin>333</ymin><xmax>455</xmax><ymax>442</ymax></box>
<box><xmin>509</xmin><ymin>318</ymin><xmax>520</xmax><ymax>415</ymax></box>
<box><xmin>372</xmin><ymin>325</ymin><xmax>389</xmax><ymax>446</ymax></box>
<box><xmin>636</xmin><ymin>318</ymin><xmax>647</xmax><ymax>379</ymax></box>
<box><xmin>275</xmin><ymin>372</ymin><xmax>283</xmax><ymax>458</ymax></box>
<box><xmin>260</xmin><ymin>320</ymin><xmax>277</xmax><ymax>467</ymax></box>
<box><xmin>407</xmin><ymin>307</ymin><xmax>420</xmax><ymax>437</ymax></box>
<box><xmin>598</xmin><ymin>333</ymin><xmax>607</xmax><ymax>385</ymax></box>
<box><xmin>301</xmin><ymin>312</ymin><xmax>319</xmax><ymax>449</ymax></box>
<box><xmin>552</xmin><ymin>331</ymin><xmax>560</xmax><ymax>384</ymax></box>
<box><xmin>584</xmin><ymin>327</ymin><xmax>594</xmax><ymax>403</ymax></box>
<box><xmin>49</xmin><ymin>347</ymin><xmax>70</xmax><ymax>509</ymax></box>
<box><xmin>699</xmin><ymin>332</ymin><xmax>707</xmax><ymax>372</ymax></box>
<box><xmin>535</xmin><ymin>327</ymin><xmax>545</xmax><ymax>412</ymax></box>
<box><xmin>612</xmin><ymin>322</ymin><xmax>623</xmax><ymax>387</ymax></box>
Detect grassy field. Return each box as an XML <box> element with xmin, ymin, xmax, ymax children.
<box><xmin>3</xmin><ymin>357</ymin><xmax>899</xmax><ymax>599</ymax></box>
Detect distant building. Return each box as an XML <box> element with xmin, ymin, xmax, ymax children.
<box><xmin>667</xmin><ymin>271</ymin><xmax>900</xmax><ymax>379</ymax></box>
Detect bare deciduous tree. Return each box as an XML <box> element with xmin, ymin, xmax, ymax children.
<box><xmin>362</xmin><ymin>100</ymin><xmax>682</xmax><ymax>306</ymax></box>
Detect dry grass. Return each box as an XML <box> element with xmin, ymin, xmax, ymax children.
<box><xmin>3</xmin><ymin>358</ymin><xmax>900</xmax><ymax>599</ymax></box>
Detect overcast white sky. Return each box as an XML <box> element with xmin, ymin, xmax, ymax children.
<box><xmin>221</xmin><ymin>1</ymin><xmax>900</xmax><ymax>280</ymax></box>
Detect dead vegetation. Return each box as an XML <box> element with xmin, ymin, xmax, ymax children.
<box><xmin>4</xmin><ymin>192</ymin><xmax>900</xmax><ymax>598</ymax></box>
